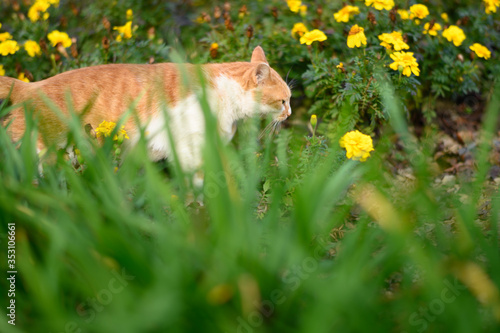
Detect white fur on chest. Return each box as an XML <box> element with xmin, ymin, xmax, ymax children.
<box><xmin>143</xmin><ymin>76</ymin><xmax>257</xmax><ymax>172</ymax></box>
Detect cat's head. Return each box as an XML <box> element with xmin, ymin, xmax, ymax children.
<box><xmin>249</xmin><ymin>46</ymin><xmax>292</xmax><ymax>122</ymax></box>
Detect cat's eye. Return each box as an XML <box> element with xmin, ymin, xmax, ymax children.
<box><xmin>282</xmin><ymin>100</ymin><xmax>285</xmax><ymax>105</ymax></box>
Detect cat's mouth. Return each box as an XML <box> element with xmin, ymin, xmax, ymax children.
<box><xmin>274</xmin><ymin>106</ymin><xmax>292</xmax><ymax>122</ymax></box>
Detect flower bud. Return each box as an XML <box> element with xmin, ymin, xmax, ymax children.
<box><xmin>147</xmin><ymin>27</ymin><xmax>155</xmax><ymax>39</ymax></box>
<box><xmin>210</xmin><ymin>43</ymin><xmax>219</xmax><ymax>58</ymax></box>
<box><xmin>246</xmin><ymin>25</ymin><xmax>254</xmax><ymax>39</ymax></box>
<box><xmin>214</xmin><ymin>6</ymin><xmax>222</xmax><ymax>19</ymax></box>
<box><xmin>102</xmin><ymin>36</ymin><xmax>109</xmax><ymax>50</ymax></box>
<box><xmin>225</xmin><ymin>17</ymin><xmax>234</xmax><ymax>31</ymax></box>
<box><xmin>102</xmin><ymin>17</ymin><xmax>111</xmax><ymax>31</ymax></box>
<box><xmin>271</xmin><ymin>7</ymin><xmax>278</xmax><ymax>20</ymax></box>
<box><xmin>310</xmin><ymin>114</ymin><xmax>317</xmax><ymax>129</ymax></box>
<box><xmin>239</xmin><ymin>5</ymin><xmax>248</xmax><ymax>18</ymax></box>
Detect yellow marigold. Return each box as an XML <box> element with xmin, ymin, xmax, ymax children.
<box><xmin>470</xmin><ymin>43</ymin><xmax>491</xmax><ymax>59</ymax></box>
<box><xmin>18</xmin><ymin>73</ymin><xmax>29</xmax><ymax>82</ymax></box>
<box><xmin>397</xmin><ymin>9</ymin><xmax>410</xmax><ymax>20</ymax></box>
<box><xmin>299</xmin><ymin>4</ymin><xmax>307</xmax><ymax>16</ymax></box>
<box><xmin>423</xmin><ymin>22</ymin><xmax>442</xmax><ymax>36</ymax></box>
<box><xmin>291</xmin><ymin>23</ymin><xmax>308</xmax><ymax>38</ymax></box>
<box><xmin>114</xmin><ymin>21</ymin><xmax>133</xmax><ymax>42</ymax></box>
<box><xmin>340</xmin><ymin>130</ymin><xmax>374</xmax><ymax>162</ymax></box>
<box><xmin>378</xmin><ymin>31</ymin><xmax>409</xmax><ymax>51</ymax></box>
<box><xmin>389</xmin><ymin>51</ymin><xmax>420</xmax><ymax>77</ymax></box>
<box><xmin>47</xmin><ymin>30</ymin><xmax>72</xmax><ymax>48</ymax></box>
<box><xmin>365</xmin><ymin>0</ymin><xmax>394</xmax><ymax>11</ymax></box>
<box><xmin>95</xmin><ymin>120</ymin><xmax>129</xmax><ymax>141</ymax></box>
<box><xmin>126</xmin><ymin>9</ymin><xmax>133</xmax><ymax>20</ymax></box>
<box><xmin>441</xmin><ymin>13</ymin><xmax>449</xmax><ymax>22</ymax></box>
<box><xmin>0</xmin><ymin>40</ymin><xmax>19</xmax><ymax>56</ymax></box>
<box><xmin>28</xmin><ymin>0</ymin><xmax>50</xmax><ymax>22</ymax></box>
<box><xmin>0</xmin><ymin>32</ymin><xmax>13</xmax><ymax>42</ymax></box>
<box><xmin>287</xmin><ymin>0</ymin><xmax>302</xmax><ymax>13</ymax></box>
<box><xmin>409</xmin><ymin>4</ymin><xmax>429</xmax><ymax>19</ymax></box>
<box><xmin>24</xmin><ymin>40</ymin><xmax>42</xmax><ymax>57</ymax></box>
<box><xmin>333</xmin><ymin>5</ymin><xmax>360</xmax><ymax>23</ymax></box>
<box><xmin>347</xmin><ymin>25</ymin><xmax>367</xmax><ymax>48</ymax></box>
<box><xmin>484</xmin><ymin>0</ymin><xmax>500</xmax><ymax>14</ymax></box>
<box><xmin>442</xmin><ymin>25</ymin><xmax>466</xmax><ymax>46</ymax></box>
<box><xmin>0</xmin><ymin>64</ymin><xmax>5</xmax><ymax>76</ymax></box>
<box><xmin>300</xmin><ymin>29</ymin><xmax>327</xmax><ymax>45</ymax></box>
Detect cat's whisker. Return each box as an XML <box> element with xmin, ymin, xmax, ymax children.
<box><xmin>285</xmin><ymin>67</ymin><xmax>293</xmax><ymax>86</ymax></box>
<box><xmin>259</xmin><ymin>120</ymin><xmax>276</xmax><ymax>140</ymax></box>
<box><xmin>272</xmin><ymin>120</ymin><xmax>282</xmax><ymax>136</ymax></box>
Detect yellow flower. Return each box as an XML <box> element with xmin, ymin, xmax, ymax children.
<box><xmin>95</xmin><ymin>120</ymin><xmax>115</xmax><ymax>138</ymax></box>
<box><xmin>423</xmin><ymin>22</ymin><xmax>442</xmax><ymax>36</ymax></box>
<box><xmin>299</xmin><ymin>5</ymin><xmax>307</xmax><ymax>16</ymax></box>
<box><xmin>126</xmin><ymin>9</ymin><xmax>133</xmax><ymax>20</ymax></box>
<box><xmin>291</xmin><ymin>22</ymin><xmax>308</xmax><ymax>38</ymax></box>
<box><xmin>17</xmin><ymin>73</ymin><xmax>29</xmax><ymax>82</ymax></box>
<box><xmin>389</xmin><ymin>51</ymin><xmax>420</xmax><ymax>77</ymax></box>
<box><xmin>442</xmin><ymin>25</ymin><xmax>466</xmax><ymax>46</ymax></box>
<box><xmin>340</xmin><ymin>130</ymin><xmax>374</xmax><ymax>162</ymax></box>
<box><xmin>441</xmin><ymin>13</ymin><xmax>449</xmax><ymax>22</ymax></box>
<box><xmin>378</xmin><ymin>31</ymin><xmax>409</xmax><ymax>51</ymax></box>
<box><xmin>24</xmin><ymin>40</ymin><xmax>42</xmax><ymax>57</ymax></box>
<box><xmin>28</xmin><ymin>0</ymin><xmax>51</xmax><ymax>22</ymax></box>
<box><xmin>0</xmin><ymin>32</ymin><xmax>13</xmax><ymax>42</ymax></box>
<box><xmin>365</xmin><ymin>0</ymin><xmax>395</xmax><ymax>11</ymax></box>
<box><xmin>333</xmin><ymin>5</ymin><xmax>360</xmax><ymax>23</ymax></box>
<box><xmin>484</xmin><ymin>0</ymin><xmax>500</xmax><ymax>14</ymax></box>
<box><xmin>470</xmin><ymin>43</ymin><xmax>491</xmax><ymax>59</ymax></box>
<box><xmin>47</xmin><ymin>30</ymin><xmax>72</xmax><ymax>48</ymax></box>
<box><xmin>336</xmin><ymin>62</ymin><xmax>344</xmax><ymax>69</ymax></box>
<box><xmin>210</xmin><ymin>43</ymin><xmax>218</xmax><ymax>50</ymax></box>
<box><xmin>409</xmin><ymin>4</ymin><xmax>429</xmax><ymax>19</ymax></box>
<box><xmin>287</xmin><ymin>0</ymin><xmax>302</xmax><ymax>13</ymax></box>
<box><xmin>0</xmin><ymin>65</ymin><xmax>5</xmax><ymax>76</ymax></box>
<box><xmin>300</xmin><ymin>29</ymin><xmax>327</xmax><ymax>45</ymax></box>
<box><xmin>0</xmin><ymin>40</ymin><xmax>19</xmax><ymax>56</ymax></box>
<box><xmin>114</xmin><ymin>21</ymin><xmax>133</xmax><ymax>42</ymax></box>
<box><xmin>310</xmin><ymin>114</ymin><xmax>317</xmax><ymax>128</ymax></box>
<box><xmin>397</xmin><ymin>9</ymin><xmax>410</xmax><ymax>20</ymax></box>
<box><xmin>347</xmin><ymin>25</ymin><xmax>367</xmax><ymax>48</ymax></box>
<box><xmin>95</xmin><ymin>120</ymin><xmax>129</xmax><ymax>141</ymax></box>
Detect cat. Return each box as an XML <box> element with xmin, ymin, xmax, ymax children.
<box><xmin>0</xmin><ymin>46</ymin><xmax>292</xmax><ymax>177</ymax></box>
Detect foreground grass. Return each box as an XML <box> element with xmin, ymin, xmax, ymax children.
<box><xmin>1</xmin><ymin>86</ymin><xmax>500</xmax><ymax>333</ymax></box>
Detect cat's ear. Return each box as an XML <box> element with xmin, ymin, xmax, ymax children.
<box><xmin>251</xmin><ymin>46</ymin><xmax>269</xmax><ymax>65</ymax></box>
<box><xmin>253</xmin><ymin>63</ymin><xmax>270</xmax><ymax>85</ymax></box>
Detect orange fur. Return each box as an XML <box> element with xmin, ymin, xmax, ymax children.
<box><xmin>0</xmin><ymin>46</ymin><xmax>291</xmax><ymax>162</ymax></box>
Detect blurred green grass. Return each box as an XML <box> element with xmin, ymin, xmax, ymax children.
<box><xmin>1</xmin><ymin>79</ymin><xmax>500</xmax><ymax>332</ymax></box>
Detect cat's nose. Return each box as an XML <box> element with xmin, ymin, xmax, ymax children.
<box><xmin>288</xmin><ymin>106</ymin><xmax>292</xmax><ymax>116</ymax></box>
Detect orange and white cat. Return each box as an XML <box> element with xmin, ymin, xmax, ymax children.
<box><xmin>0</xmin><ymin>46</ymin><xmax>291</xmax><ymax>175</ymax></box>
